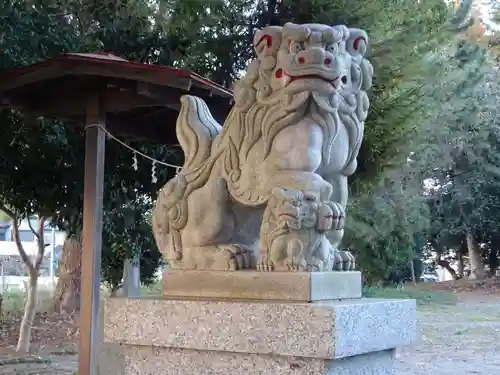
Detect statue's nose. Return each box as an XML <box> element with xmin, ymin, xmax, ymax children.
<box><xmin>296</xmin><ymin>47</ymin><xmax>332</xmax><ymax>67</ymax></box>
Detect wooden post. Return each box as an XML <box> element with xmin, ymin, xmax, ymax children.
<box><xmin>78</xmin><ymin>95</ymin><xmax>106</xmax><ymax>375</ymax></box>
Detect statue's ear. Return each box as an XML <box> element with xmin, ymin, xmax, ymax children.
<box><xmin>359</xmin><ymin>58</ymin><xmax>374</xmax><ymax>90</ymax></box>
<box><xmin>346</xmin><ymin>28</ymin><xmax>369</xmax><ymax>58</ymax></box>
<box><xmin>253</xmin><ymin>26</ymin><xmax>282</xmax><ymax>58</ymax></box>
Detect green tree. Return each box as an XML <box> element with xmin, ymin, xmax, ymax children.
<box><xmin>411</xmin><ymin>36</ymin><xmax>500</xmax><ymax>279</ymax></box>
<box><xmin>0</xmin><ymin>0</ymin><xmax>179</xmax><ymax>350</ymax></box>
<box><xmin>100</xmin><ymin>201</ymin><xmax>162</xmax><ymax>295</ymax></box>
<box><xmin>344</xmin><ymin>168</ymin><xmax>429</xmax><ymax>285</ymax></box>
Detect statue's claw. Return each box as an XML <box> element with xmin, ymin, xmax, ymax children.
<box><xmin>257</xmin><ymin>256</ymin><xmax>274</xmax><ymax>272</ymax></box>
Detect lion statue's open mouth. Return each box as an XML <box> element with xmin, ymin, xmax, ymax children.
<box><xmin>275</xmin><ymin>68</ymin><xmax>342</xmax><ymax>88</ymax></box>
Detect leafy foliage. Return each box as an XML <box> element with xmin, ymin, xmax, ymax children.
<box><xmin>409</xmin><ymin>31</ymin><xmax>500</xmax><ymax>275</ymax></box>
<box><xmin>101</xmin><ymin>201</ymin><xmax>162</xmax><ymax>292</ymax></box>
<box><xmin>345</xmin><ymin>169</ymin><xmax>429</xmax><ymax>285</ymax></box>
<box><xmin>0</xmin><ymin>0</ymin><xmax>179</xmax><ymax>286</ymax></box>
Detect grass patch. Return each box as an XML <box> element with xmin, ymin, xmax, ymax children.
<box><xmin>0</xmin><ymin>356</ymin><xmax>51</xmax><ymax>365</ymax></box>
<box><xmin>467</xmin><ymin>315</ymin><xmax>500</xmax><ymax>323</ymax></box>
<box><xmin>468</xmin><ymin>315</ymin><xmax>490</xmax><ymax>322</ymax></box>
<box><xmin>1</xmin><ymin>281</ymin><xmax>163</xmax><ymax>317</ymax></box>
<box><xmin>363</xmin><ymin>285</ymin><xmax>457</xmax><ymax>305</ymax></box>
<box><xmin>141</xmin><ymin>281</ymin><xmax>162</xmax><ymax>296</ymax></box>
<box><xmin>1</xmin><ymin>289</ymin><xmax>53</xmax><ymax>314</ymax></box>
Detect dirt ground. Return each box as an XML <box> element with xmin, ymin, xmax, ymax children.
<box><xmin>1</xmin><ymin>293</ymin><xmax>499</xmax><ymax>374</ymax></box>
<box><xmin>0</xmin><ymin>311</ymin><xmax>78</xmax><ymax>374</ymax></box>
<box><xmin>397</xmin><ymin>293</ymin><xmax>500</xmax><ymax>375</ymax></box>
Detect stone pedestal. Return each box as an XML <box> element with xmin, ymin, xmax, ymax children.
<box><xmin>103</xmin><ymin>271</ymin><xmax>417</xmax><ymax>374</ymax></box>
<box><xmin>162</xmin><ymin>270</ymin><xmax>362</xmax><ymax>301</ymax></box>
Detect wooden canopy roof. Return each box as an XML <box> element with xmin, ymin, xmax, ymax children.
<box><xmin>0</xmin><ymin>52</ymin><xmax>233</xmax><ymax>143</ymax></box>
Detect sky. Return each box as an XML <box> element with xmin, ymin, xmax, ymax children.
<box><xmin>477</xmin><ymin>0</ymin><xmax>500</xmax><ymax>33</ymax></box>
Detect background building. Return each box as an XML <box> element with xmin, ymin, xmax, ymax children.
<box><xmin>0</xmin><ymin>218</ymin><xmax>66</xmax><ymax>292</ymax></box>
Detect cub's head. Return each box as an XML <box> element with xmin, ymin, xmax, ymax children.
<box><xmin>270</xmin><ymin>187</ymin><xmax>320</xmax><ymax>230</ymax></box>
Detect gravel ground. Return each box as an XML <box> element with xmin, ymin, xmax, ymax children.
<box><xmin>397</xmin><ymin>293</ymin><xmax>500</xmax><ymax>374</ymax></box>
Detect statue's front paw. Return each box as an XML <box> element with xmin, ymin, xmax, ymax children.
<box><xmin>332</xmin><ymin>250</ymin><xmax>344</xmax><ymax>271</ymax></box>
<box><xmin>335</xmin><ymin>250</ymin><xmax>356</xmax><ymax>271</ymax></box>
<box><xmin>234</xmin><ymin>245</ymin><xmax>251</xmax><ymax>269</ymax></box>
<box><xmin>306</xmin><ymin>256</ymin><xmax>325</xmax><ymax>272</ymax></box>
<box><xmin>257</xmin><ymin>255</ymin><xmax>274</xmax><ymax>272</ymax></box>
<box><xmin>284</xmin><ymin>239</ymin><xmax>306</xmax><ymax>271</ymax></box>
<box><xmin>216</xmin><ymin>244</ymin><xmax>250</xmax><ymax>270</ymax></box>
<box><xmin>284</xmin><ymin>256</ymin><xmax>307</xmax><ymax>271</ymax></box>
<box><xmin>343</xmin><ymin>250</ymin><xmax>356</xmax><ymax>271</ymax></box>
<box><xmin>329</xmin><ymin>202</ymin><xmax>345</xmax><ymax>231</ymax></box>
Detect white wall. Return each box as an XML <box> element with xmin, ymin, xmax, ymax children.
<box><xmin>3</xmin><ymin>219</ymin><xmax>66</xmax><ymax>245</ymax></box>
<box><xmin>0</xmin><ymin>275</ymin><xmax>58</xmax><ymax>292</ymax></box>
<box><xmin>436</xmin><ymin>265</ymin><xmax>456</xmax><ymax>282</ymax></box>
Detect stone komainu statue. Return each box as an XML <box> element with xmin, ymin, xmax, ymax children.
<box><xmin>152</xmin><ymin>22</ymin><xmax>373</xmax><ymax>272</ymax></box>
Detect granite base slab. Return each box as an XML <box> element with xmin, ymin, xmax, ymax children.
<box><xmin>103</xmin><ymin>296</ymin><xmax>416</xmax><ymax>374</ymax></box>
<box><xmin>162</xmin><ymin>270</ymin><xmax>362</xmax><ymax>301</ymax></box>
<box><xmin>122</xmin><ymin>346</ymin><xmax>396</xmax><ymax>375</ymax></box>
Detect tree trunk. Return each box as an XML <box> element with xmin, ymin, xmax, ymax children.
<box><xmin>16</xmin><ymin>270</ymin><xmax>38</xmax><ymax>353</ymax></box>
<box><xmin>265</xmin><ymin>0</ymin><xmax>277</xmax><ymax>25</ymax></box>
<box><xmin>53</xmin><ymin>237</ymin><xmax>82</xmax><ymax>313</ymax></box>
<box><xmin>467</xmin><ymin>232</ymin><xmax>485</xmax><ymax>280</ymax></box>
<box><xmin>488</xmin><ymin>247</ymin><xmax>499</xmax><ymax>277</ymax></box>
<box><xmin>409</xmin><ymin>259</ymin><xmax>417</xmax><ymax>284</ymax></box>
<box><xmin>11</xmin><ymin>215</ymin><xmax>46</xmax><ymax>353</ymax></box>
<box><xmin>122</xmin><ymin>256</ymin><xmax>141</xmax><ymax>297</ymax></box>
<box><xmin>457</xmin><ymin>244</ymin><xmax>465</xmax><ymax>278</ymax></box>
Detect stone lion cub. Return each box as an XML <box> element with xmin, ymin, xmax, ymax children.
<box><xmin>258</xmin><ymin>187</ymin><xmax>354</xmax><ymax>271</ymax></box>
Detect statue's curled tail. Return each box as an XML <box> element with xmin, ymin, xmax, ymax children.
<box><xmin>152</xmin><ymin>95</ymin><xmax>222</xmax><ymax>265</ymax></box>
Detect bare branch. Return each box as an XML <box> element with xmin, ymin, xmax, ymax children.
<box><xmin>12</xmin><ymin>217</ymin><xmax>35</xmax><ymax>273</ymax></box>
<box><xmin>27</xmin><ymin>216</ymin><xmax>41</xmax><ymax>241</ymax></box>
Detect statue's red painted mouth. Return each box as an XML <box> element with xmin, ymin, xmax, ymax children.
<box><xmin>275</xmin><ymin>68</ymin><xmax>339</xmax><ymax>86</ymax></box>
<box><xmin>278</xmin><ymin>213</ymin><xmax>297</xmax><ymax>219</ymax></box>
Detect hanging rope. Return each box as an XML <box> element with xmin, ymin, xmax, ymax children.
<box><xmin>84</xmin><ymin>123</ymin><xmax>183</xmax><ymax>182</ymax></box>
